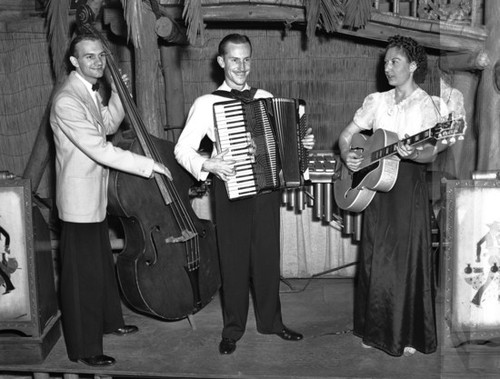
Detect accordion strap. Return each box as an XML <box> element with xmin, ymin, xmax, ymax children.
<box><xmin>212</xmin><ymin>88</ymin><xmax>258</xmax><ymax>103</ymax></box>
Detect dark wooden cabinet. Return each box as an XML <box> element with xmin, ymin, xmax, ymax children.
<box><xmin>0</xmin><ymin>178</ymin><xmax>60</xmax><ymax>364</ymax></box>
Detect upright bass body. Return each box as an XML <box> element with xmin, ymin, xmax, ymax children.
<box><xmin>74</xmin><ymin>3</ymin><xmax>220</xmax><ymax>321</ymax></box>
<box><xmin>108</xmin><ymin>134</ymin><xmax>220</xmax><ymax>320</ymax></box>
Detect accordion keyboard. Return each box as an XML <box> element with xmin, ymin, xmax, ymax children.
<box><xmin>213</xmin><ymin>97</ymin><xmax>306</xmax><ymax>200</ymax></box>
<box><xmin>213</xmin><ymin>99</ymin><xmax>278</xmax><ymax>199</ymax></box>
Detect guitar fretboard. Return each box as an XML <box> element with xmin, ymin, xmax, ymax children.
<box><xmin>371</xmin><ymin>129</ymin><xmax>431</xmax><ymax>161</ymax></box>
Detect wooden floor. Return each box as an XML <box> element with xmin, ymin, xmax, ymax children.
<box><xmin>1</xmin><ymin>278</ymin><xmax>499</xmax><ymax>379</ymax></box>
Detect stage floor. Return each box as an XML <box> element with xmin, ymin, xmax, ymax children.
<box><xmin>1</xmin><ymin>278</ymin><xmax>498</xmax><ymax>378</ymax></box>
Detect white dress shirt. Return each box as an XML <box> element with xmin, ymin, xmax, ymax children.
<box><xmin>175</xmin><ymin>82</ymin><xmax>272</xmax><ymax>181</ymax></box>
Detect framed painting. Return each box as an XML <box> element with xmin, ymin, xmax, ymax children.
<box><xmin>0</xmin><ymin>178</ymin><xmax>33</xmax><ymax>327</ymax></box>
<box><xmin>442</xmin><ymin>179</ymin><xmax>500</xmax><ymax>346</ymax></box>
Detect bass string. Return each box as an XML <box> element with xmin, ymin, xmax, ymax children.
<box><xmin>107</xmin><ymin>57</ymin><xmax>200</xmax><ymax>265</ymax></box>
<box><xmin>87</xmin><ymin>23</ymin><xmax>200</xmax><ymax>264</ymax></box>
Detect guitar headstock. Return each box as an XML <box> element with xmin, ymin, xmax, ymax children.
<box><xmin>432</xmin><ymin>113</ymin><xmax>467</xmax><ymax>145</ymax></box>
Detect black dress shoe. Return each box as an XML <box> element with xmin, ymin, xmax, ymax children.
<box><xmin>219</xmin><ymin>338</ymin><xmax>237</xmax><ymax>355</ymax></box>
<box><xmin>109</xmin><ymin>325</ymin><xmax>138</xmax><ymax>336</ymax></box>
<box><xmin>275</xmin><ymin>326</ymin><xmax>303</xmax><ymax>341</ymax></box>
<box><xmin>76</xmin><ymin>355</ymin><xmax>115</xmax><ymax>367</ymax></box>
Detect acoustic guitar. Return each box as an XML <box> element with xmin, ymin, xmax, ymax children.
<box><xmin>334</xmin><ymin>115</ymin><xmax>466</xmax><ymax>212</ymax></box>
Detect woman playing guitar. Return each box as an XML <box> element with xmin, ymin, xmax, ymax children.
<box><xmin>338</xmin><ymin>35</ymin><xmax>452</xmax><ymax>357</ymax></box>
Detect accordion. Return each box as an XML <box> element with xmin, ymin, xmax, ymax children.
<box><xmin>213</xmin><ymin>97</ymin><xmax>309</xmax><ymax>200</ymax></box>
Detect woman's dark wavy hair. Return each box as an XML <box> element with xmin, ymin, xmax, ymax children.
<box><xmin>386</xmin><ymin>35</ymin><xmax>428</xmax><ymax>83</ymax></box>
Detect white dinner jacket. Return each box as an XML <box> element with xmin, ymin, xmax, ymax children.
<box><xmin>50</xmin><ymin>71</ymin><xmax>154</xmax><ymax>223</ymax></box>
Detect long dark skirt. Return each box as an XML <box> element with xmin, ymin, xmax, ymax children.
<box><xmin>353</xmin><ymin>161</ymin><xmax>437</xmax><ymax>356</ymax></box>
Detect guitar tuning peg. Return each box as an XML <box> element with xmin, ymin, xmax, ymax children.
<box><xmin>449</xmin><ymin>137</ymin><xmax>456</xmax><ymax>144</ymax></box>
<box><xmin>458</xmin><ymin>136</ymin><xmax>464</xmax><ymax>141</ymax></box>
<box><xmin>441</xmin><ymin>139</ymin><xmax>449</xmax><ymax>145</ymax></box>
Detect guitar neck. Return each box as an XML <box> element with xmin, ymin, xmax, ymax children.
<box><xmin>371</xmin><ymin>128</ymin><xmax>432</xmax><ymax>161</ymax></box>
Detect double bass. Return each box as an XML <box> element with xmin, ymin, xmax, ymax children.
<box><xmin>76</xmin><ymin>5</ymin><xmax>220</xmax><ymax>320</ymax></box>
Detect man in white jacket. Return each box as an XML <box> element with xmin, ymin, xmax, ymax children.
<box><xmin>50</xmin><ymin>33</ymin><xmax>170</xmax><ymax>367</ymax></box>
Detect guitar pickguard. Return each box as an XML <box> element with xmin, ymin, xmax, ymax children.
<box><xmin>352</xmin><ymin>161</ymin><xmax>380</xmax><ymax>189</ymax></box>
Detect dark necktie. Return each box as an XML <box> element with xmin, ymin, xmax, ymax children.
<box><xmin>92</xmin><ymin>83</ymin><xmax>100</xmax><ymax>92</ymax></box>
<box><xmin>230</xmin><ymin>89</ymin><xmax>253</xmax><ymax>101</ymax></box>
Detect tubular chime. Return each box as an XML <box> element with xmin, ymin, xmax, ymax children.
<box><xmin>281</xmin><ymin>150</ymin><xmax>362</xmax><ymax>241</ymax></box>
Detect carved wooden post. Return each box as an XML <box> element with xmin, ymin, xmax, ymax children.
<box><xmin>476</xmin><ymin>2</ymin><xmax>500</xmax><ymax>170</ymax></box>
<box><xmin>437</xmin><ymin>50</ymin><xmax>488</xmax><ymax>179</ymax></box>
<box><xmin>154</xmin><ymin>12</ymin><xmax>188</xmax><ymax>142</ymax></box>
<box><xmin>134</xmin><ymin>8</ymin><xmax>163</xmax><ymax>137</ymax></box>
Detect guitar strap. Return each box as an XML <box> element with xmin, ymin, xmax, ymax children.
<box><xmin>425</xmin><ymin>92</ymin><xmax>448</xmax><ymax>147</ymax></box>
<box><xmin>428</xmin><ymin>94</ymin><xmax>446</xmax><ymax>118</ymax></box>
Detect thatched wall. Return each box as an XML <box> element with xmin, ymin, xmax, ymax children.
<box><xmin>177</xmin><ymin>26</ymin><xmax>441</xmax><ymax>150</ymax></box>
<box><xmin>0</xmin><ymin>17</ymin><xmax>443</xmax><ymax>200</ymax></box>
<box><xmin>0</xmin><ymin>17</ymin><xmax>53</xmax><ymax>196</ymax></box>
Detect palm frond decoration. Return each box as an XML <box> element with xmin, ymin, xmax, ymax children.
<box><xmin>182</xmin><ymin>0</ymin><xmax>204</xmax><ymax>46</ymax></box>
<box><xmin>306</xmin><ymin>0</ymin><xmax>344</xmax><ymax>37</ymax></box>
<box><xmin>344</xmin><ymin>0</ymin><xmax>373</xmax><ymax>30</ymax></box>
<box><xmin>46</xmin><ymin>0</ymin><xmax>70</xmax><ymax>81</ymax></box>
<box><xmin>319</xmin><ymin>0</ymin><xmax>344</xmax><ymax>33</ymax></box>
<box><xmin>120</xmin><ymin>0</ymin><xmax>144</xmax><ymax>48</ymax></box>
<box><xmin>305</xmin><ymin>1</ymin><xmax>321</xmax><ymax>38</ymax></box>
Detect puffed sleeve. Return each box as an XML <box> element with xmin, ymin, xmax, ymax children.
<box><xmin>352</xmin><ymin>92</ymin><xmax>381</xmax><ymax>130</ymax></box>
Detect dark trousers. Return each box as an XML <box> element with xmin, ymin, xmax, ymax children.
<box><xmin>59</xmin><ymin>220</ymin><xmax>124</xmax><ymax>360</ymax></box>
<box><xmin>214</xmin><ymin>178</ymin><xmax>283</xmax><ymax>341</ymax></box>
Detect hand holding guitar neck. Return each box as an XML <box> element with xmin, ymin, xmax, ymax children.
<box><xmin>334</xmin><ymin>115</ymin><xmax>466</xmax><ymax>212</ymax></box>
<box><xmin>397</xmin><ymin>134</ymin><xmax>419</xmax><ymax>160</ymax></box>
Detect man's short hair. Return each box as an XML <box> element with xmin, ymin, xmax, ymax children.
<box><xmin>68</xmin><ymin>33</ymin><xmax>101</xmax><ymax>58</ymax></box>
<box><xmin>218</xmin><ymin>34</ymin><xmax>252</xmax><ymax>56</ymax></box>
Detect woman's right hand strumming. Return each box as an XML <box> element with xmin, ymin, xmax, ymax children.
<box><xmin>343</xmin><ymin>150</ymin><xmax>364</xmax><ymax>172</ymax></box>
<box><xmin>339</xmin><ymin>121</ymin><xmax>364</xmax><ymax>172</ymax></box>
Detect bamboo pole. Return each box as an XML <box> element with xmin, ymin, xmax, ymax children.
<box><xmin>470</xmin><ymin>0</ymin><xmax>478</xmax><ymax>27</ymax></box>
<box><xmin>476</xmin><ymin>1</ymin><xmax>500</xmax><ymax>170</ymax></box>
<box><xmin>411</xmin><ymin>0</ymin><xmax>417</xmax><ymax>17</ymax></box>
<box><xmin>160</xmin><ymin>45</ymin><xmax>186</xmax><ymax>142</ymax></box>
<box><xmin>393</xmin><ymin>0</ymin><xmax>400</xmax><ymax>14</ymax></box>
